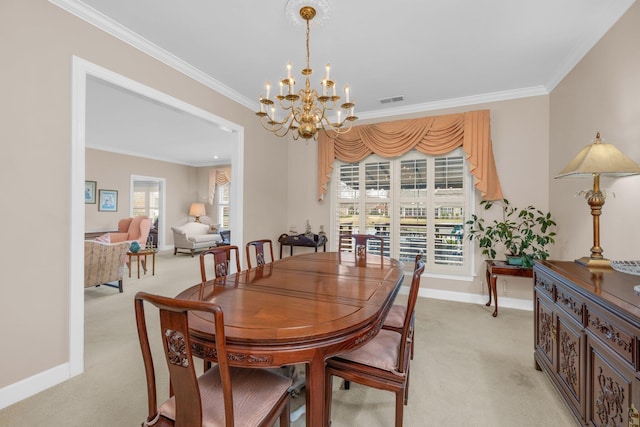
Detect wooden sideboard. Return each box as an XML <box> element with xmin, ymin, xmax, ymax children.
<box><xmin>534</xmin><ymin>260</ymin><xmax>640</xmax><ymax>427</ymax></box>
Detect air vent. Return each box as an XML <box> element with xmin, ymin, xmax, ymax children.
<box><xmin>379</xmin><ymin>96</ymin><xmax>404</xmax><ymax>104</ymax></box>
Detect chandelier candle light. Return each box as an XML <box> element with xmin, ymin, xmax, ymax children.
<box><xmin>256</xmin><ymin>5</ymin><xmax>357</xmax><ymax>140</ymax></box>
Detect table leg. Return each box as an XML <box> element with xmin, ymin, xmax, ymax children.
<box><xmin>305</xmin><ymin>353</ymin><xmax>326</xmax><ymax>427</ymax></box>
<box><xmin>290</xmin><ymin>246</ymin><xmax>293</xmax><ymax>256</ymax></box>
<box><xmin>485</xmin><ymin>268</ymin><xmax>492</xmax><ymax>307</ymax></box>
<box><xmin>490</xmin><ymin>273</ymin><xmax>498</xmax><ymax>317</ymax></box>
<box><xmin>280</xmin><ymin>245</ymin><xmax>283</xmax><ymax>259</ymax></box>
<box><xmin>142</xmin><ymin>254</ymin><xmax>148</xmax><ymax>275</ymax></box>
<box><xmin>128</xmin><ymin>257</ymin><xmax>132</xmax><ymax>278</ymax></box>
<box><xmin>137</xmin><ymin>255</ymin><xmax>141</xmax><ymax>279</ymax></box>
<box><xmin>151</xmin><ymin>252</ymin><xmax>155</xmax><ymax>276</ymax></box>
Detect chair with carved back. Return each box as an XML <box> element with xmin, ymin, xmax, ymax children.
<box><xmin>382</xmin><ymin>253</ymin><xmax>423</xmax><ymax>359</ymax></box>
<box><xmin>134</xmin><ymin>291</ymin><xmax>292</xmax><ymax>427</ymax></box>
<box><xmin>245</xmin><ymin>239</ymin><xmax>275</xmax><ymax>269</ymax></box>
<box><xmin>324</xmin><ymin>258</ymin><xmax>425</xmax><ymax>427</ymax></box>
<box><xmin>338</xmin><ymin>234</ymin><xmax>385</xmax><ymax>266</ymax></box>
<box><xmin>199</xmin><ymin>246</ymin><xmax>241</xmax><ymax>282</ymax></box>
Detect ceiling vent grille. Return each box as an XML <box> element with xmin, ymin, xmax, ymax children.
<box><xmin>379</xmin><ymin>96</ymin><xmax>404</xmax><ymax>104</ymax></box>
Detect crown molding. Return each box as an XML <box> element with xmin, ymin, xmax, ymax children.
<box><xmin>356</xmin><ymin>86</ymin><xmax>549</xmax><ymax>121</ymax></box>
<box><xmin>544</xmin><ymin>0</ymin><xmax>635</xmax><ymax>93</ymax></box>
<box><xmin>49</xmin><ymin>0</ymin><xmax>256</xmax><ymax>111</ymax></box>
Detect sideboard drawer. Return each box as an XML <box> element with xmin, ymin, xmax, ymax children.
<box><xmin>534</xmin><ymin>270</ymin><xmax>555</xmax><ymax>301</ymax></box>
<box><xmin>587</xmin><ymin>305</ymin><xmax>638</xmax><ymax>369</ymax></box>
<box><xmin>555</xmin><ymin>280</ymin><xmax>587</xmax><ymax>326</ymax></box>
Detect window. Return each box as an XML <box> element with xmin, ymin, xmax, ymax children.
<box><xmin>218</xmin><ymin>184</ymin><xmax>230</xmax><ymax>229</ymax></box>
<box><xmin>133</xmin><ymin>181</ymin><xmax>159</xmax><ymax>221</ymax></box>
<box><xmin>334</xmin><ymin>149</ymin><xmax>471</xmax><ymax>275</ymax></box>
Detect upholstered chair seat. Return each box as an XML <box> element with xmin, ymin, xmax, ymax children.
<box><xmin>334</xmin><ymin>329</ymin><xmax>402</xmax><ymax>374</ymax></box>
<box><xmin>156</xmin><ymin>366</ymin><xmax>292</xmax><ymax>427</ymax></box>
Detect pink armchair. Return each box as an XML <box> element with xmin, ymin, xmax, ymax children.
<box><xmin>109</xmin><ymin>216</ymin><xmax>152</xmax><ymax>245</ymax></box>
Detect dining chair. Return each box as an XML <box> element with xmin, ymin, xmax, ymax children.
<box><xmin>199</xmin><ymin>245</ymin><xmax>241</xmax><ymax>282</ymax></box>
<box><xmin>245</xmin><ymin>239</ymin><xmax>275</xmax><ymax>269</ymax></box>
<box><xmin>324</xmin><ymin>258</ymin><xmax>425</xmax><ymax>427</ymax></box>
<box><xmin>338</xmin><ymin>234</ymin><xmax>385</xmax><ymax>265</ymax></box>
<box><xmin>134</xmin><ymin>291</ymin><xmax>292</xmax><ymax>427</ymax></box>
<box><xmin>382</xmin><ymin>253</ymin><xmax>423</xmax><ymax>360</ymax></box>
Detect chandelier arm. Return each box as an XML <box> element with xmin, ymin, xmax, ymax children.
<box><xmin>255</xmin><ymin>5</ymin><xmax>356</xmax><ymax>140</ymax></box>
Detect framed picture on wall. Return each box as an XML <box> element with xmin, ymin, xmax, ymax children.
<box><xmin>98</xmin><ymin>189</ymin><xmax>118</xmax><ymax>212</ymax></box>
<box><xmin>85</xmin><ymin>181</ymin><xmax>96</xmax><ymax>204</ymax></box>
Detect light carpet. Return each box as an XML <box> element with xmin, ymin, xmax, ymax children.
<box><xmin>0</xmin><ymin>251</ymin><xmax>576</xmax><ymax>426</ymax></box>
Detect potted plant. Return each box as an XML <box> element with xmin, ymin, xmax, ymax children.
<box><xmin>466</xmin><ymin>199</ymin><xmax>557</xmax><ymax>268</ymax></box>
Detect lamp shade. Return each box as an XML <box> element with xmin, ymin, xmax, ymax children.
<box><xmin>555</xmin><ymin>133</ymin><xmax>640</xmax><ymax>178</ymax></box>
<box><xmin>189</xmin><ymin>203</ymin><xmax>206</xmax><ymax>218</ymax></box>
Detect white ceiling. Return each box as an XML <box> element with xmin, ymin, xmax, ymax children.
<box><xmin>57</xmin><ymin>0</ymin><xmax>636</xmax><ymax>166</ymax></box>
<box><xmin>85</xmin><ymin>77</ymin><xmax>236</xmax><ymax>167</ymax></box>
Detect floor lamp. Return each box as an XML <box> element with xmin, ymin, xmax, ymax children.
<box><xmin>555</xmin><ymin>132</ymin><xmax>640</xmax><ymax>267</ymax></box>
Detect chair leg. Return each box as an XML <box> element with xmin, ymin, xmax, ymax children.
<box><xmin>118</xmin><ymin>279</ymin><xmax>123</xmax><ymax>293</ymax></box>
<box><xmin>173</xmin><ymin>247</ymin><xmax>177</xmax><ymax>255</ymax></box>
<box><xmin>324</xmin><ymin>372</ymin><xmax>334</xmax><ymax>426</ymax></box>
<box><xmin>410</xmin><ymin>331</ymin><xmax>415</xmax><ymax>360</ymax></box>
<box><xmin>395</xmin><ymin>389</ymin><xmax>405</xmax><ymax>427</ymax></box>
<box><xmin>343</xmin><ymin>380</ymin><xmax>350</xmax><ymax>390</ymax></box>
<box><xmin>404</xmin><ymin>367</ymin><xmax>410</xmax><ymax>405</ymax></box>
<box><xmin>280</xmin><ymin>398</ymin><xmax>290</xmax><ymax>427</ymax></box>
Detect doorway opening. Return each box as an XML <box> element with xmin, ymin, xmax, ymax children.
<box><xmin>70</xmin><ymin>56</ymin><xmax>244</xmax><ymax>377</ymax></box>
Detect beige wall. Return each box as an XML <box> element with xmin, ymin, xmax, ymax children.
<box><xmin>0</xmin><ymin>0</ymin><xmax>287</xmax><ymax>392</ymax></box>
<box><xmin>550</xmin><ymin>2</ymin><xmax>640</xmax><ymax>262</ymax></box>
<box><xmin>85</xmin><ymin>148</ymin><xmax>207</xmax><ymax>246</ymax></box>
<box><xmin>288</xmin><ymin>95</ymin><xmax>551</xmax><ymax>301</ymax></box>
<box><xmin>3</xmin><ymin>0</ymin><xmax>639</xmax><ymax>408</ymax></box>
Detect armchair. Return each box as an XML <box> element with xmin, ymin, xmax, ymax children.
<box><xmin>108</xmin><ymin>216</ymin><xmax>152</xmax><ymax>245</ymax></box>
<box><xmin>84</xmin><ymin>240</ymin><xmax>130</xmax><ymax>293</ymax></box>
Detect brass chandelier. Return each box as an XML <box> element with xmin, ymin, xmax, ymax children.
<box><xmin>256</xmin><ymin>5</ymin><xmax>357</xmax><ymax>140</ymax></box>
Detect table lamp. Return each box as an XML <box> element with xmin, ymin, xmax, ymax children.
<box><xmin>555</xmin><ymin>132</ymin><xmax>640</xmax><ymax>267</ymax></box>
<box><xmin>189</xmin><ymin>202</ymin><xmax>206</xmax><ymax>223</ymax></box>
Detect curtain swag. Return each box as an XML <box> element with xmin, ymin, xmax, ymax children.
<box><xmin>208</xmin><ymin>167</ymin><xmax>232</xmax><ymax>204</ymax></box>
<box><xmin>317</xmin><ymin>109</ymin><xmax>503</xmax><ymax>201</ymax></box>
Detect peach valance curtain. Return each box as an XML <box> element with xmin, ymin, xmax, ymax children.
<box><xmin>208</xmin><ymin>167</ymin><xmax>231</xmax><ymax>204</ymax></box>
<box><xmin>317</xmin><ymin>109</ymin><xmax>503</xmax><ymax>201</ymax></box>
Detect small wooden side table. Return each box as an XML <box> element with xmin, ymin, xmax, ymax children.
<box><xmin>127</xmin><ymin>249</ymin><xmax>156</xmax><ymax>279</ymax></box>
<box><xmin>485</xmin><ymin>260</ymin><xmax>533</xmax><ymax>317</ymax></box>
<box><xmin>278</xmin><ymin>233</ymin><xmax>327</xmax><ymax>259</ymax></box>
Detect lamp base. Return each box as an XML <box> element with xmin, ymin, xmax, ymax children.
<box><xmin>575</xmin><ymin>256</ymin><xmax>612</xmax><ymax>269</ymax></box>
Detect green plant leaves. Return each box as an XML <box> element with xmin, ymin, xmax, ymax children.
<box><xmin>466</xmin><ymin>199</ymin><xmax>557</xmax><ymax>262</ymax></box>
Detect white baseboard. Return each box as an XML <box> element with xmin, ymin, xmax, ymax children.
<box><xmin>0</xmin><ymin>363</ymin><xmax>71</xmax><ymax>410</ymax></box>
<box><xmin>399</xmin><ymin>286</ymin><xmax>533</xmax><ymax>311</ymax></box>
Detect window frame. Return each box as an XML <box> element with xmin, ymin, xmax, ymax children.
<box><xmin>218</xmin><ymin>183</ymin><xmax>230</xmax><ymax>229</ymax></box>
<box><xmin>331</xmin><ymin>148</ymin><xmax>473</xmax><ymax>277</ymax></box>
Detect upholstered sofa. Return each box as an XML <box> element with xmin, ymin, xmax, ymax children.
<box><xmin>84</xmin><ymin>240</ymin><xmax>130</xmax><ymax>293</ymax></box>
<box><xmin>172</xmin><ymin>222</ymin><xmax>222</xmax><ymax>256</ymax></box>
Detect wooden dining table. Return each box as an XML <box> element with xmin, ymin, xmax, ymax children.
<box><xmin>175</xmin><ymin>251</ymin><xmax>405</xmax><ymax>426</ymax></box>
